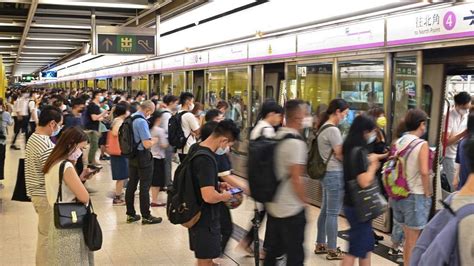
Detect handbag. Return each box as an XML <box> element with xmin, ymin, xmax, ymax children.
<box><xmin>53</xmin><ymin>160</ymin><xmax>88</xmax><ymax>229</ymax></box>
<box><xmin>106</xmin><ymin>130</ymin><xmax>121</xmax><ymax>156</ymax></box>
<box><xmin>83</xmin><ymin>201</ymin><xmax>103</xmax><ymax>251</ymax></box>
<box><xmin>347</xmin><ymin>147</ymin><xmax>388</xmax><ymax>222</ymax></box>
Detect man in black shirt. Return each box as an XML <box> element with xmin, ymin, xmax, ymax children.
<box><xmin>188</xmin><ymin>120</ymin><xmax>239</xmax><ymax>266</ymax></box>
<box><xmin>84</xmin><ymin>90</ymin><xmax>108</xmax><ymax>165</ymax></box>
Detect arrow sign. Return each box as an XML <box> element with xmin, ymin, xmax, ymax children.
<box><xmin>102</xmin><ymin>38</ymin><xmax>113</xmax><ymax>51</ymax></box>
<box><xmin>464</xmin><ymin>10</ymin><xmax>474</xmax><ymax>25</ymax></box>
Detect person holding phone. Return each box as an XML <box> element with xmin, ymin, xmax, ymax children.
<box><xmin>44</xmin><ymin>126</ymin><xmax>97</xmax><ymax>265</ymax></box>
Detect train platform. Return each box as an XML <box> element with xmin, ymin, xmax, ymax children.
<box><xmin>0</xmin><ymin>136</ymin><xmax>401</xmax><ymax>266</ymax></box>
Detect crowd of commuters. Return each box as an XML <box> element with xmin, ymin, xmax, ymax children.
<box><xmin>0</xmin><ymin>86</ymin><xmax>473</xmax><ymax>266</ymax></box>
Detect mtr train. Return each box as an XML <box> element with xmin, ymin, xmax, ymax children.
<box><xmin>37</xmin><ymin>3</ymin><xmax>474</xmax><ymax>232</ymax></box>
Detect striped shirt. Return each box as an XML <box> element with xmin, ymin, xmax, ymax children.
<box><xmin>25</xmin><ymin>133</ymin><xmax>55</xmax><ymax>197</ymax></box>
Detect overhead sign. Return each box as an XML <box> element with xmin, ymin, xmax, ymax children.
<box><xmin>387</xmin><ymin>3</ymin><xmax>474</xmax><ymax>46</ymax></box>
<box><xmin>184</xmin><ymin>51</ymin><xmax>209</xmax><ymax>67</ymax></box>
<box><xmin>95</xmin><ymin>26</ymin><xmax>156</xmax><ymax>55</ymax></box>
<box><xmin>248</xmin><ymin>35</ymin><xmax>296</xmax><ymax>61</ymax></box>
<box><xmin>208</xmin><ymin>44</ymin><xmax>247</xmax><ymax>65</ymax></box>
<box><xmin>297</xmin><ymin>19</ymin><xmax>385</xmax><ymax>56</ymax></box>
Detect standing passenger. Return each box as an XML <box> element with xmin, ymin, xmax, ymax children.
<box><xmin>444</xmin><ymin>91</ymin><xmax>471</xmax><ymax>191</ymax></box>
<box><xmin>25</xmin><ymin>106</ymin><xmax>63</xmax><ymax>266</ymax></box>
<box><xmin>315</xmin><ymin>99</ymin><xmax>349</xmax><ymax>260</ymax></box>
<box><xmin>391</xmin><ymin>109</ymin><xmax>432</xmax><ymax>266</ymax></box>
<box><xmin>0</xmin><ymin>98</ymin><xmax>13</xmax><ymax>189</ymax></box>
<box><xmin>160</xmin><ymin>95</ymin><xmax>178</xmax><ymax>187</ymax></box>
<box><xmin>149</xmin><ymin>111</ymin><xmax>169</xmax><ymax>207</ymax></box>
<box><xmin>84</xmin><ymin>90</ymin><xmax>109</xmax><ymax>166</ymax></box>
<box><xmin>453</xmin><ymin>111</ymin><xmax>474</xmax><ymax>190</ymax></box>
<box><xmin>264</xmin><ymin>99</ymin><xmax>308</xmax><ymax>266</ymax></box>
<box><xmin>341</xmin><ymin>115</ymin><xmax>379</xmax><ymax>266</ymax></box>
<box><xmin>177</xmin><ymin>92</ymin><xmax>200</xmax><ymax>162</ymax></box>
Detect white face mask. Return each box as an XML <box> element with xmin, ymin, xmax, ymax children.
<box><xmin>215</xmin><ymin>146</ymin><xmax>229</xmax><ymax>155</ymax></box>
<box><xmin>458</xmin><ymin>108</ymin><xmax>469</xmax><ymax>116</ymax></box>
<box><xmin>189</xmin><ymin>103</ymin><xmax>195</xmax><ymax>111</ymax></box>
<box><xmin>367</xmin><ymin>132</ymin><xmax>377</xmax><ymax>144</ymax></box>
<box><xmin>68</xmin><ymin>148</ymin><xmax>83</xmax><ymax>161</ymax></box>
<box><xmin>302</xmin><ymin>116</ymin><xmax>313</xmax><ymax>128</ymax></box>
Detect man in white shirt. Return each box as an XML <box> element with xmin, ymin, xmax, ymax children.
<box><xmin>160</xmin><ymin>95</ymin><xmax>179</xmax><ymax>186</ymax></box>
<box><xmin>28</xmin><ymin>91</ymin><xmax>39</xmax><ymax>139</ymax></box>
<box><xmin>444</xmin><ymin>91</ymin><xmax>471</xmax><ymax>191</ymax></box>
<box><xmin>12</xmin><ymin>90</ymin><xmax>30</xmax><ymax>149</ymax></box>
<box><xmin>177</xmin><ymin>92</ymin><xmax>200</xmax><ymax>162</ymax></box>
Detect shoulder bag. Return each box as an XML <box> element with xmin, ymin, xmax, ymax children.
<box><xmin>54</xmin><ymin>160</ymin><xmax>88</xmax><ymax>229</ymax></box>
<box><xmin>83</xmin><ymin>200</ymin><xmax>103</xmax><ymax>251</ymax></box>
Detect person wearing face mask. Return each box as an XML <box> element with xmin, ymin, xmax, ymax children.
<box><xmin>315</xmin><ymin>98</ymin><xmax>349</xmax><ymax>260</ymax></box>
<box><xmin>0</xmin><ymin>98</ymin><xmax>14</xmax><ymax>189</ymax></box>
<box><xmin>25</xmin><ymin>106</ymin><xmax>63</xmax><ymax>266</ymax></box>
<box><xmin>264</xmin><ymin>100</ymin><xmax>308</xmax><ymax>266</ymax></box>
<box><xmin>148</xmin><ymin>111</ymin><xmax>169</xmax><ymax>207</ymax></box>
<box><xmin>11</xmin><ymin>90</ymin><xmax>30</xmax><ymax>150</ymax></box>
<box><xmin>84</xmin><ymin>90</ymin><xmax>109</xmax><ymax>166</ymax></box>
<box><xmin>390</xmin><ymin>108</ymin><xmax>432</xmax><ymax>266</ymax></box>
<box><xmin>125</xmin><ymin>100</ymin><xmax>162</xmax><ymax>225</ymax></box>
<box><xmin>28</xmin><ymin>91</ymin><xmax>40</xmax><ymax>140</ymax></box>
<box><xmin>341</xmin><ymin>115</ymin><xmax>379</xmax><ymax>266</ymax></box>
<box><xmin>177</xmin><ymin>92</ymin><xmax>201</xmax><ymax>162</ymax></box>
<box><xmin>186</xmin><ymin>119</ymin><xmax>238</xmax><ymax>266</ymax></box>
<box><xmin>160</xmin><ymin>95</ymin><xmax>179</xmax><ymax>187</ymax></box>
<box><xmin>43</xmin><ymin>127</ymin><xmax>95</xmax><ymax>265</ymax></box>
<box><xmin>443</xmin><ymin>91</ymin><xmax>472</xmax><ymax>192</ymax></box>
<box><xmin>192</xmin><ymin>102</ymin><xmax>205</xmax><ymax>126</ymax></box>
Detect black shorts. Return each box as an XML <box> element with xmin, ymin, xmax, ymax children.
<box><xmin>151</xmin><ymin>158</ymin><xmax>165</xmax><ymax>187</ymax></box>
<box><xmin>98</xmin><ymin>131</ymin><xmax>107</xmax><ymax>146</ymax></box>
<box><xmin>189</xmin><ymin>221</ymin><xmax>221</xmax><ymax>259</ymax></box>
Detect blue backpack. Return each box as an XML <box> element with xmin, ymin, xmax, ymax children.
<box><xmin>410</xmin><ymin>194</ymin><xmax>474</xmax><ymax>266</ymax></box>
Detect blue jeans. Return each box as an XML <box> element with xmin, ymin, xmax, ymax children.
<box><xmin>316</xmin><ymin>171</ymin><xmax>344</xmax><ymax>250</ymax></box>
<box><xmin>391</xmin><ymin>194</ymin><xmax>432</xmax><ymax>230</ymax></box>
<box><xmin>391</xmin><ymin>217</ymin><xmax>404</xmax><ymax>245</ymax></box>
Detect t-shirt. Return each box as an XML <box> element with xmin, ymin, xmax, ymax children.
<box><xmin>450</xmin><ymin>194</ymin><xmax>474</xmax><ymax>266</ymax></box>
<box><xmin>160</xmin><ymin>109</ymin><xmax>172</xmax><ymax>136</ymax></box>
<box><xmin>132</xmin><ymin>112</ymin><xmax>151</xmax><ymax>151</ymax></box>
<box><xmin>343</xmin><ymin>146</ymin><xmax>369</xmax><ymax>206</ymax></box>
<box><xmin>0</xmin><ymin>111</ymin><xmax>13</xmax><ymax>145</ymax></box>
<box><xmin>85</xmin><ymin>103</ymin><xmax>101</xmax><ymax>131</ymax></box>
<box><xmin>151</xmin><ymin>126</ymin><xmax>168</xmax><ymax>159</ymax></box>
<box><xmin>25</xmin><ymin>133</ymin><xmax>55</xmax><ymax>197</ymax></box>
<box><xmin>317</xmin><ymin>123</ymin><xmax>343</xmax><ymax>171</ymax></box>
<box><xmin>217</xmin><ymin>154</ymin><xmax>232</xmax><ymax>178</ymax></box>
<box><xmin>63</xmin><ymin>113</ymin><xmax>83</xmax><ymax>129</ymax></box>
<box><xmin>455</xmin><ymin>139</ymin><xmax>471</xmax><ymax>190</ymax></box>
<box><xmin>191</xmin><ymin>145</ymin><xmax>219</xmax><ymax>226</ymax></box>
<box><xmin>28</xmin><ymin>100</ymin><xmax>37</xmax><ymax>122</ymax></box>
<box><xmin>180</xmin><ymin>111</ymin><xmax>200</xmax><ymax>154</ymax></box>
<box><xmin>446</xmin><ymin>109</ymin><xmax>468</xmax><ymax>158</ymax></box>
<box><xmin>395</xmin><ymin>134</ymin><xmax>430</xmax><ymax>195</ymax></box>
<box><xmin>266</xmin><ymin>127</ymin><xmax>307</xmax><ymax>218</ymax></box>
<box><xmin>45</xmin><ymin>161</ymin><xmax>76</xmax><ymax>206</ymax></box>
<box><xmin>250</xmin><ymin>120</ymin><xmax>276</xmax><ymax>140</ymax></box>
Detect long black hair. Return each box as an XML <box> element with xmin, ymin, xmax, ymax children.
<box><xmin>343</xmin><ymin>115</ymin><xmax>376</xmax><ymax>158</ymax></box>
<box><xmin>254</xmin><ymin>99</ymin><xmax>283</xmax><ymax>126</ymax></box>
<box><xmin>318</xmin><ymin>98</ymin><xmax>349</xmax><ymax>129</ymax></box>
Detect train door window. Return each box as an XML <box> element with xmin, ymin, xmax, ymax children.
<box><xmin>338</xmin><ymin>58</ymin><xmax>385</xmax><ymax>136</ymax></box>
<box><xmin>393</xmin><ymin>56</ymin><xmax>418</xmax><ymax>137</ymax></box>
<box><xmin>284</xmin><ymin>64</ymin><xmax>297</xmax><ymax>105</ymax></box>
<box><xmin>206</xmin><ymin>70</ymin><xmax>226</xmax><ymax>108</ymax></box>
<box><xmin>186</xmin><ymin>71</ymin><xmax>193</xmax><ymax>93</ymax></box>
<box><xmin>160</xmin><ymin>74</ymin><xmax>172</xmax><ymax>95</ymax></box>
<box><xmin>251</xmin><ymin>65</ymin><xmax>263</xmax><ymax>126</ymax></box>
<box><xmin>193</xmin><ymin>70</ymin><xmax>205</xmax><ymax>104</ymax></box>
<box><xmin>297</xmin><ymin>63</ymin><xmax>333</xmax><ymax>118</ymax></box>
<box><xmin>227</xmin><ymin>68</ymin><xmax>249</xmax><ymax>129</ymax></box>
<box><xmin>172</xmin><ymin>72</ymin><xmax>185</xmax><ymax>96</ymax></box>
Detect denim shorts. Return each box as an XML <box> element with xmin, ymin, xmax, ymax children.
<box><xmin>391</xmin><ymin>194</ymin><xmax>432</xmax><ymax>230</ymax></box>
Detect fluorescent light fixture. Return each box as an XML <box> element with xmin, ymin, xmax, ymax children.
<box><xmin>37</xmin><ymin>0</ymin><xmax>150</xmax><ymax>9</ymax></box>
<box><xmin>22</xmin><ymin>52</ymin><xmax>65</xmax><ymax>55</ymax></box>
<box><xmin>0</xmin><ymin>36</ymin><xmax>20</xmax><ymax>40</ymax></box>
<box><xmin>31</xmin><ymin>23</ymin><xmax>91</xmax><ymax>29</ymax></box>
<box><xmin>27</xmin><ymin>37</ymin><xmax>89</xmax><ymax>42</ymax></box>
<box><xmin>24</xmin><ymin>45</ymin><xmax>78</xmax><ymax>50</ymax></box>
<box><xmin>0</xmin><ymin>22</ymin><xmax>24</xmax><ymax>27</ymax></box>
<box><xmin>20</xmin><ymin>56</ymin><xmax>60</xmax><ymax>59</ymax></box>
<box><xmin>19</xmin><ymin>60</ymin><xmax>53</xmax><ymax>63</ymax></box>
<box><xmin>0</xmin><ymin>45</ymin><xmax>18</xmax><ymax>48</ymax></box>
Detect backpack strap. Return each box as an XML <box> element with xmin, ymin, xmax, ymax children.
<box><xmin>131</xmin><ymin>115</ymin><xmax>147</xmax><ymax>148</ymax></box>
<box><xmin>316</xmin><ymin>124</ymin><xmax>336</xmax><ymax>164</ymax></box>
<box><xmin>453</xmin><ymin>203</ymin><xmax>474</xmax><ymax>219</ymax></box>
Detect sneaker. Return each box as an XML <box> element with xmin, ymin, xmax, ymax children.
<box><xmin>113</xmin><ymin>198</ymin><xmax>126</xmax><ymax>206</ymax></box>
<box><xmin>314</xmin><ymin>244</ymin><xmax>328</xmax><ymax>254</ymax></box>
<box><xmin>142</xmin><ymin>215</ymin><xmax>163</xmax><ymax>224</ymax></box>
<box><xmin>374</xmin><ymin>232</ymin><xmax>384</xmax><ymax>241</ymax></box>
<box><xmin>150</xmin><ymin>202</ymin><xmax>166</xmax><ymax>207</ymax></box>
<box><xmin>326</xmin><ymin>248</ymin><xmax>344</xmax><ymax>260</ymax></box>
<box><xmin>388</xmin><ymin>248</ymin><xmax>403</xmax><ymax>256</ymax></box>
<box><xmin>100</xmin><ymin>155</ymin><xmax>110</xmax><ymax>161</ymax></box>
<box><xmin>126</xmin><ymin>214</ymin><xmax>141</xmax><ymax>223</ymax></box>
<box><xmin>10</xmin><ymin>145</ymin><xmax>20</xmax><ymax>150</ymax></box>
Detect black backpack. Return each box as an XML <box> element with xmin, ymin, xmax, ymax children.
<box><xmin>168</xmin><ymin>111</ymin><xmax>189</xmax><ymax>150</ymax></box>
<box><xmin>248</xmin><ymin>132</ymin><xmax>300</xmax><ymax>203</ymax></box>
<box><xmin>167</xmin><ymin>148</ymin><xmax>217</xmax><ymax>228</ymax></box>
<box><xmin>118</xmin><ymin>115</ymin><xmax>146</xmax><ymax>158</ymax></box>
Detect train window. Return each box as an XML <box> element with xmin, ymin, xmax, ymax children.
<box><xmin>131</xmin><ymin>75</ymin><xmax>148</xmax><ymax>94</ymax></box>
<box><xmin>172</xmin><ymin>72</ymin><xmax>186</xmax><ymax>96</ymax></box>
<box><xmin>206</xmin><ymin>70</ymin><xmax>226</xmax><ymax>108</ymax></box>
<box><xmin>339</xmin><ymin>59</ymin><xmax>385</xmax><ymax>111</ymax></box>
<box><xmin>392</xmin><ymin>56</ymin><xmax>417</xmax><ymax>138</ymax></box>
<box><xmin>251</xmin><ymin>65</ymin><xmax>263</xmax><ymax>126</ymax></box>
<box><xmin>297</xmin><ymin>63</ymin><xmax>333</xmax><ymax>117</ymax></box>
<box><xmin>160</xmin><ymin>74</ymin><xmax>172</xmax><ymax>95</ymax></box>
<box><xmin>227</xmin><ymin>68</ymin><xmax>249</xmax><ymax>129</ymax></box>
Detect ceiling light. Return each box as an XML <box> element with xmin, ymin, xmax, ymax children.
<box><xmin>20</xmin><ymin>56</ymin><xmax>60</xmax><ymax>59</ymax></box>
<box><xmin>0</xmin><ymin>36</ymin><xmax>20</xmax><ymax>40</ymax></box>
<box><xmin>37</xmin><ymin>0</ymin><xmax>151</xmax><ymax>9</ymax></box>
<box><xmin>0</xmin><ymin>22</ymin><xmax>24</xmax><ymax>27</ymax></box>
<box><xmin>0</xmin><ymin>45</ymin><xmax>18</xmax><ymax>48</ymax></box>
<box><xmin>27</xmin><ymin>37</ymin><xmax>89</xmax><ymax>42</ymax></box>
<box><xmin>31</xmin><ymin>23</ymin><xmax>91</xmax><ymax>29</ymax></box>
<box><xmin>22</xmin><ymin>52</ymin><xmax>64</xmax><ymax>55</ymax></box>
<box><xmin>23</xmin><ymin>45</ymin><xmax>77</xmax><ymax>50</ymax></box>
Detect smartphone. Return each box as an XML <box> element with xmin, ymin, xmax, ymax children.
<box><xmin>229</xmin><ymin>188</ymin><xmax>243</xmax><ymax>195</ymax></box>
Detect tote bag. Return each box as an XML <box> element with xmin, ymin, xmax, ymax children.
<box><xmin>106</xmin><ymin>131</ymin><xmax>121</xmax><ymax>156</ymax></box>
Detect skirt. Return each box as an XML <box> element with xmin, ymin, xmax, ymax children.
<box><xmin>110</xmin><ymin>155</ymin><xmax>129</xmax><ymax>180</ymax></box>
<box><xmin>152</xmin><ymin>158</ymin><xmax>166</xmax><ymax>188</ymax></box>
<box><xmin>48</xmin><ymin>218</ymin><xmax>94</xmax><ymax>265</ymax></box>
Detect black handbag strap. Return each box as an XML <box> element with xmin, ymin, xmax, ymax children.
<box><xmin>55</xmin><ymin>160</ymin><xmax>69</xmax><ymax>203</ymax></box>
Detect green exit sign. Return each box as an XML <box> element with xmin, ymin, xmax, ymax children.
<box><xmin>95</xmin><ymin>26</ymin><xmax>156</xmax><ymax>55</ymax></box>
